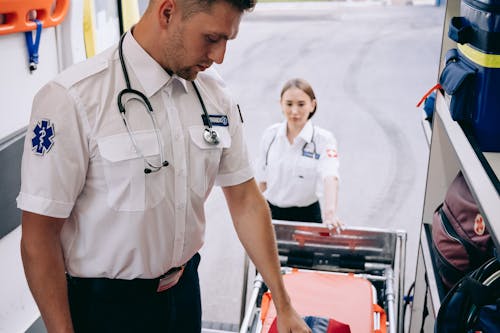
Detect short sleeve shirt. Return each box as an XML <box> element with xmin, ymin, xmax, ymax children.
<box><xmin>255</xmin><ymin>121</ymin><xmax>339</xmax><ymax>208</ymax></box>
<box><xmin>16</xmin><ymin>32</ymin><xmax>253</xmax><ymax>279</ymax></box>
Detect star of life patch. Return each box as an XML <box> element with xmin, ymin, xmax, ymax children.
<box><xmin>31</xmin><ymin>119</ymin><xmax>55</xmax><ymax>156</ymax></box>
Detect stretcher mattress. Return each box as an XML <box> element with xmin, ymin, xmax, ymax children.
<box><xmin>260</xmin><ymin>270</ymin><xmax>386</xmax><ymax>333</ymax></box>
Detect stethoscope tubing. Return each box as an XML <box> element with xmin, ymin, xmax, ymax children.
<box><xmin>192</xmin><ymin>80</ymin><xmax>220</xmax><ymax>145</ymax></box>
<box><xmin>116</xmin><ymin>32</ymin><xmax>219</xmax><ymax>173</ymax></box>
<box><xmin>264</xmin><ymin>125</ymin><xmax>318</xmax><ymax>166</ymax></box>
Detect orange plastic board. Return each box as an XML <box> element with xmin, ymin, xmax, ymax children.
<box><xmin>261</xmin><ymin>271</ymin><xmax>376</xmax><ymax>333</ymax></box>
<box><xmin>0</xmin><ymin>0</ymin><xmax>69</xmax><ymax>35</ymax></box>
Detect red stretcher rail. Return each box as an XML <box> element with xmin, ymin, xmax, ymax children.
<box><xmin>0</xmin><ymin>0</ymin><xmax>69</xmax><ymax>35</ymax></box>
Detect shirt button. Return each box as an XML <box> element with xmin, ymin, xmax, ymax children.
<box><xmin>176</xmin><ymin>203</ymin><xmax>185</xmax><ymax>210</ymax></box>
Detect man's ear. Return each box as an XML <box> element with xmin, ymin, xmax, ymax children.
<box><xmin>164</xmin><ymin>9</ymin><xmax>171</xmax><ymax>23</ymax></box>
<box><xmin>159</xmin><ymin>0</ymin><xmax>175</xmax><ymax>28</ymax></box>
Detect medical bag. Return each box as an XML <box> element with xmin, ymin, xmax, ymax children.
<box><xmin>439</xmin><ymin>0</ymin><xmax>500</xmax><ymax>152</ymax></box>
<box><xmin>434</xmin><ymin>257</ymin><xmax>500</xmax><ymax>332</ymax></box>
<box><xmin>431</xmin><ymin>172</ymin><xmax>494</xmax><ymax>289</ymax></box>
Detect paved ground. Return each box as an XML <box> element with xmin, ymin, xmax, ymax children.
<box><xmin>198</xmin><ymin>1</ymin><xmax>446</xmax><ymax>329</ymax></box>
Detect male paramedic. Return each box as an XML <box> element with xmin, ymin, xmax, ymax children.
<box><xmin>17</xmin><ymin>0</ymin><xmax>311</xmax><ymax>332</ymax></box>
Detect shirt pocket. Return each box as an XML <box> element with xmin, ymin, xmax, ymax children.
<box><xmin>294</xmin><ymin>155</ymin><xmax>318</xmax><ymax>181</ymax></box>
<box><xmin>188</xmin><ymin>125</ymin><xmax>230</xmax><ymax>198</ymax></box>
<box><xmin>97</xmin><ymin>130</ymin><xmax>167</xmax><ymax>211</ymax></box>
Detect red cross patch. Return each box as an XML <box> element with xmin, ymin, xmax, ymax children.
<box><xmin>474</xmin><ymin>214</ymin><xmax>485</xmax><ymax>236</ymax></box>
<box><xmin>326</xmin><ymin>149</ymin><xmax>338</xmax><ymax>158</ymax></box>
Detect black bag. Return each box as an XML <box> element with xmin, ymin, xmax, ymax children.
<box><xmin>435</xmin><ymin>257</ymin><xmax>500</xmax><ymax>332</ymax></box>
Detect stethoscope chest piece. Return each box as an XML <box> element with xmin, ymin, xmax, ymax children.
<box><xmin>204</xmin><ymin>128</ymin><xmax>220</xmax><ymax>145</ymax></box>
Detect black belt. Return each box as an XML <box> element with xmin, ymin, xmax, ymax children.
<box><xmin>67</xmin><ymin>263</ymin><xmax>188</xmax><ymax>297</ymax></box>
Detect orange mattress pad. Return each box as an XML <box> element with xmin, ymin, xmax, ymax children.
<box><xmin>260</xmin><ymin>270</ymin><xmax>386</xmax><ymax>333</ymax></box>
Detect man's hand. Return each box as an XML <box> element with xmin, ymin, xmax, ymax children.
<box><xmin>276</xmin><ymin>304</ymin><xmax>311</xmax><ymax>333</ymax></box>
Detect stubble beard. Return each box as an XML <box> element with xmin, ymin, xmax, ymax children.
<box><xmin>165</xmin><ymin>27</ymin><xmax>199</xmax><ymax>81</ymax></box>
<box><xmin>176</xmin><ymin>67</ymin><xmax>198</xmax><ymax>81</ymax></box>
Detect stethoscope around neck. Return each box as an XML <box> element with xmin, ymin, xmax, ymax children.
<box><xmin>264</xmin><ymin>125</ymin><xmax>319</xmax><ymax>166</ymax></box>
<box><xmin>117</xmin><ymin>32</ymin><xmax>220</xmax><ymax>174</ymax></box>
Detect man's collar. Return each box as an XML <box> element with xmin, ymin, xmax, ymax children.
<box><xmin>122</xmin><ymin>31</ymin><xmax>188</xmax><ymax>97</ymax></box>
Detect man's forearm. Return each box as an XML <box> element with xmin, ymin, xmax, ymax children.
<box><xmin>22</xmin><ymin>246</ymin><xmax>73</xmax><ymax>332</ymax></box>
<box><xmin>21</xmin><ymin>213</ymin><xmax>73</xmax><ymax>333</ymax></box>
<box><xmin>223</xmin><ymin>180</ymin><xmax>292</xmax><ymax>311</ymax></box>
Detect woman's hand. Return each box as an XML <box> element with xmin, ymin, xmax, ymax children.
<box><xmin>323</xmin><ymin>210</ymin><xmax>344</xmax><ymax>234</ymax></box>
<box><xmin>322</xmin><ymin>176</ymin><xmax>341</xmax><ymax>233</ymax></box>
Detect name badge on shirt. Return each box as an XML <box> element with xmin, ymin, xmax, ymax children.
<box><xmin>201</xmin><ymin>114</ymin><xmax>229</xmax><ymax>127</ymax></box>
<box><xmin>302</xmin><ymin>150</ymin><xmax>320</xmax><ymax>159</ymax></box>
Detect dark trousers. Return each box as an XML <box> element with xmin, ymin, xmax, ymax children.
<box><xmin>67</xmin><ymin>253</ymin><xmax>201</xmax><ymax>333</ymax></box>
<box><xmin>268</xmin><ymin>201</ymin><xmax>323</xmax><ymax>223</ymax></box>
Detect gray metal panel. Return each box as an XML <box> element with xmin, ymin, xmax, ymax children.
<box><xmin>25</xmin><ymin>317</ymin><xmax>47</xmax><ymax>333</ymax></box>
<box><xmin>273</xmin><ymin>220</ymin><xmax>399</xmax><ymax>272</ymax></box>
<box><xmin>0</xmin><ymin>128</ymin><xmax>25</xmax><ymax>239</ymax></box>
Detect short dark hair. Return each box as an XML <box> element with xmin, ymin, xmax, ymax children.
<box><xmin>180</xmin><ymin>0</ymin><xmax>256</xmax><ymax>18</ymax></box>
<box><xmin>280</xmin><ymin>78</ymin><xmax>317</xmax><ymax>119</ymax></box>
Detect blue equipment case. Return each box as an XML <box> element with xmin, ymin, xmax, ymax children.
<box><xmin>447</xmin><ymin>0</ymin><xmax>500</xmax><ymax>152</ymax></box>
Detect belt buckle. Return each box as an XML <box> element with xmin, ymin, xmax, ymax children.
<box><xmin>156</xmin><ymin>266</ymin><xmax>184</xmax><ymax>293</ymax></box>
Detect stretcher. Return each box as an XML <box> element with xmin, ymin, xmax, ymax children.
<box><xmin>239</xmin><ymin>221</ymin><xmax>407</xmax><ymax>333</ymax></box>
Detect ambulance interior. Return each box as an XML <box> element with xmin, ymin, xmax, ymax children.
<box><xmin>1</xmin><ymin>0</ymin><xmax>499</xmax><ymax>333</ymax></box>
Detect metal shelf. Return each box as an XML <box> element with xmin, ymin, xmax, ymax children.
<box><xmin>411</xmin><ymin>0</ymin><xmax>500</xmax><ymax>329</ymax></box>
<box><xmin>421</xmin><ymin>225</ymin><xmax>442</xmax><ymax>312</ymax></box>
<box><xmin>421</xmin><ymin>110</ymin><xmax>432</xmax><ymax>147</ymax></box>
<box><xmin>434</xmin><ymin>93</ymin><xmax>500</xmax><ymax>248</ymax></box>
<box><xmin>411</xmin><ymin>92</ymin><xmax>500</xmax><ymax>333</ymax></box>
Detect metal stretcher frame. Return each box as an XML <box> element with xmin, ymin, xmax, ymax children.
<box><xmin>239</xmin><ymin>221</ymin><xmax>407</xmax><ymax>333</ymax></box>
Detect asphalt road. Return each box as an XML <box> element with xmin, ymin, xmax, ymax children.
<box><xmin>198</xmin><ymin>1</ymin><xmax>445</xmax><ymax>329</ymax></box>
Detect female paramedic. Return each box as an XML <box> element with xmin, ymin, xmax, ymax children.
<box><xmin>256</xmin><ymin>78</ymin><xmax>342</xmax><ymax>231</ymax></box>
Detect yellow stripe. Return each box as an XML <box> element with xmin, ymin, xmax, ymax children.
<box><xmin>122</xmin><ymin>0</ymin><xmax>141</xmax><ymax>32</ymax></box>
<box><xmin>83</xmin><ymin>0</ymin><xmax>96</xmax><ymax>58</ymax></box>
<box><xmin>457</xmin><ymin>44</ymin><xmax>500</xmax><ymax>68</ymax></box>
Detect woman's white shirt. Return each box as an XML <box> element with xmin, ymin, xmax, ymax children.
<box><xmin>255</xmin><ymin>121</ymin><xmax>339</xmax><ymax>208</ymax></box>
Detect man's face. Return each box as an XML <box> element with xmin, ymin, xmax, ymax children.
<box><xmin>164</xmin><ymin>2</ymin><xmax>242</xmax><ymax>81</ymax></box>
